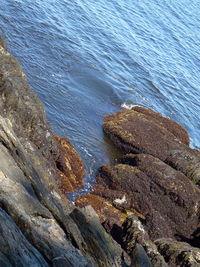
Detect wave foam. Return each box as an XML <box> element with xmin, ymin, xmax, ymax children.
<box><xmin>121</xmin><ymin>103</ymin><xmax>139</xmax><ymax>110</ymax></box>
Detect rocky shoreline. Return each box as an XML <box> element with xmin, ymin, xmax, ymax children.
<box><xmin>0</xmin><ymin>37</ymin><xmax>199</xmax><ymax>266</ymax></box>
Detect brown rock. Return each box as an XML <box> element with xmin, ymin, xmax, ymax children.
<box><xmin>96</xmin><ymin>155</ymin><xmax>200</xmax><ymax>240</ymax></box>
<box><xmin>54</xmin><ymin>135</ymin><xmax>85</xmax><ymax>193</ymax></box>
<box><xmin>132</xmin><ymin>106</ymin><xmax>189</xmax><ymax>145</ymax></box>
<box><xmin>75</xmin><ymin>194</ymin><xmax>126</xmax><ymax>228</ymax></box>
<box><xmin>92</xmin><ymin>185</ymin><xmax>132</xmax><ymax>212</ymax></box>
<box><xmin>103</xmin><ymin>108</ymin><xmax>200</xmax><ymax>185</ymax></box>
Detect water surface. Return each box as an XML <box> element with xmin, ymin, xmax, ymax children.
<box><xmin>0</xmin><ymin>0</ymin><xmax>199</xmax><ymax>195</ymax></box>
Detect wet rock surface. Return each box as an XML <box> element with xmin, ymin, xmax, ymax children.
<box><xmin>0</xmin><ymin>37</ymin><xmax>128</xmax><ymax>266</ymax></box>
<box><xmin>76</xmin><ymin>107</ymin><xmax>200</xmax><ymax>266</ymax></box>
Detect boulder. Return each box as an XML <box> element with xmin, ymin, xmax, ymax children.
<box><xmin>132</xmin><ymin>106</ymin><xmax>189</xmax><ymax>145</ymax></box>
<box><xmin>93</xmin><ymin>157</ymin><xmax>200</xmax><ymax>240</ymax></box>
<box><xmin>103</xmin><ymin>108</ymin><xmax>200</xmax><ymax>185</ymax></box>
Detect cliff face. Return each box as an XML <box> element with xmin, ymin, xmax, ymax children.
<box><xmin>0</xmin><ymin>38</ymin><xmax>127</xmax><ymax>266</ymax></box>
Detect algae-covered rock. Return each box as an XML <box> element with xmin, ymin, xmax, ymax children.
<box><xmin>75</xmin><ymin>194</ymin><xmax>126</xmax><ymax>226</ymax></box>
<box><xmin>54</xmin><ymin>135</ymin><xmax>85</xmax><ymax>193</ymax></box>
<box><xmin>103</xmin><ymin>108</ymin><xmax>200</xmax><ymax>185</ymax></box>
<box><xmin>132</xmin><ymin>106</ymin><xmax>190</xmax><ymax>145</ymax></box>
<box><xmin>93</xmin><ymin>158</ymin><xmax>200</xmax><ymax>240</ymax></box>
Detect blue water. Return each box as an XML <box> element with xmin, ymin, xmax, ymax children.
<box><xmin>1</xmin><ymin>0</ymin><xmax>200</xmax><ymax>194</ymax></box>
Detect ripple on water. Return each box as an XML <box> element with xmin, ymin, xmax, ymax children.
<box><xmin>0</xmin><ymin>0</ymin><xmax>199</xmax><ymax>194</ymax></box>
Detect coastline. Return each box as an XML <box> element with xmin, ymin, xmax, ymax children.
<box><xmin>0</xmin><ymin>37</ymin><xmax>199</xmax><ymax>266</ymax></box>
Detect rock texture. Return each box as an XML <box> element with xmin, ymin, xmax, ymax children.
<box><xmin>122</xmin><ymin>216</ymin><xmax>167</xmax><ymax>267</ymax></box>
<box><xmin>76</xmin><ymin>107</ymin><xmax>200</xmax><ymax>266</ymax></box>
<box><xmin>155</xmin><ymin>239</ymin><xmax>200</xmax><ymax>266</ymax></box>
<box><xmin>54</xmin><ymin>135</ymin><xmax>85</xmax><ymax>193</ymax></box>
<box><xmin>103</xmin><ymin>108</ymin><xmax>200</xmax><ymax>186</ymax></box>
<box><xmin>0</xmin><ymin>37</ymin><xmax>128</xmax><ymax>266</ymax></box>
<box><xmin>2</xmin><ymin>35</ymin><xmax>199</xmax><ymax>266</ymax></box>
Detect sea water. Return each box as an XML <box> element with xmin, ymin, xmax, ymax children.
<box><xmin>0</xmin><ymin>0</ymin><xmax>199</xmax><ymax>195</ymax></box>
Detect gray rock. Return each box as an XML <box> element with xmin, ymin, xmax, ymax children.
<box><xmin>122</xmin><ymin>216</ymin><xmax>168</xmax><ymax>267</ymax></box>
<box><xmin>0</xmin><ymin>208</ymin><xmax>48</xmax><ymax>267</ymax></box>
<box><xmin>155</xmin><ymin>238</ymin><xmax>200</xmax><ymax>267</ymax></box>
<box><xmin>0</xmin><ymin>37</ymin><xmax>126</xmax><ymax>266</ymax></box>
<box><xmin>130</xmin><ymin>244</ymin><xmax>152</xmax><ymax>267</ymax></box>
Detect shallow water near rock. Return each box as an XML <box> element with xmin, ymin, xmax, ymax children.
<box><xmin>0</xmin><ymin>0</ymin><xmax>199</xmax><ymax>196</ymax></box>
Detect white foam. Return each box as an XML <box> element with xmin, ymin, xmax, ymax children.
<box><xmin>81</xmin><ymin>146</ymin><xmax>93</xmax><ymax>157</ymax></box>
<box><xmin>121</xmin><ymin>103</ymin><xmax>138</xmax><ymax>110</ymax></box>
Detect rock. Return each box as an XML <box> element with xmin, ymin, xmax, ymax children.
<box><xmin>155</xmin><ymin>238</ymin><xmax>200</xmax><ymax>266</ymax></box>
<box><xmin>70</xmin><ymin>206</ymin><xmax>131</xmax><ymax>266</ymax></box>
<box><xmin>100</xmin><ymin>108</ymin><xmax>200</xmax><ymax>266</ymax></box>
<box><xmin>54</xmin><ymin>135</ymin><xmax>85</xmax><ymax>193</ymax></box>
<box><xmin>0</xmin><ymin>207</ymin><xmax>48</xmax><ymax>267</ymax></box>
<box><xmin>0</xmin><ymin>37</ymin><xmax>127</xmax><ymax>266</ymax></box>
<box><xmin>0</xmin><ymin>37</ymin><xmax>85</xmax><ymax>194</ymax></box>
<box><xmin>103</xmin><ymin>108</ymin><xmax>200</xmax><ymax>185</ymax></box>
<box><xmin>92</xmin><ymin>185</ymin><xmax>133</xmax><ymax>213</ymax></box>
<box><xmin>94</xmin><ymin>156</ymin><xmax>200</xmax><ymax>240</ymax></box>
<box><xmin>75</xmin><ymin>193</ymin><xmax>127</xmax><ymax>242</ymax></box>
<box><xmin>131</xmin><ymin>106</ymin><xmax>190</xmax><ymax>146</ymax></box>
<box><xmin>130</xmin><ymin>244</ymin><xmax>152</xmax><ymax>267</ymax></box>
<box><xmin>0</xmin><ymin>125</ymin><xmax>91</xmax><ymax>266</ymax></box>
<box><xmin>76</xmin><ymin>153</ymin><xmax>200</xmax><ymax>243</ymax></box>
<box><xmin>191</xmin><ymin>225</ymin><xmax>200</xmax><ymax>248</ymax></box>
<box><xmin>75</xmin><ymin>194</ymin><xmax>126</xmax><ymax>226</ymax></box>
<box><xmin>122</xmin><ymin>216</ymin><xmax>167</xmax><ymax>267</ymax></box>
<box><xmin>121</xmin><ymin>153</ymin><xmax>200</xmax><ymax>238</ymax></box>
